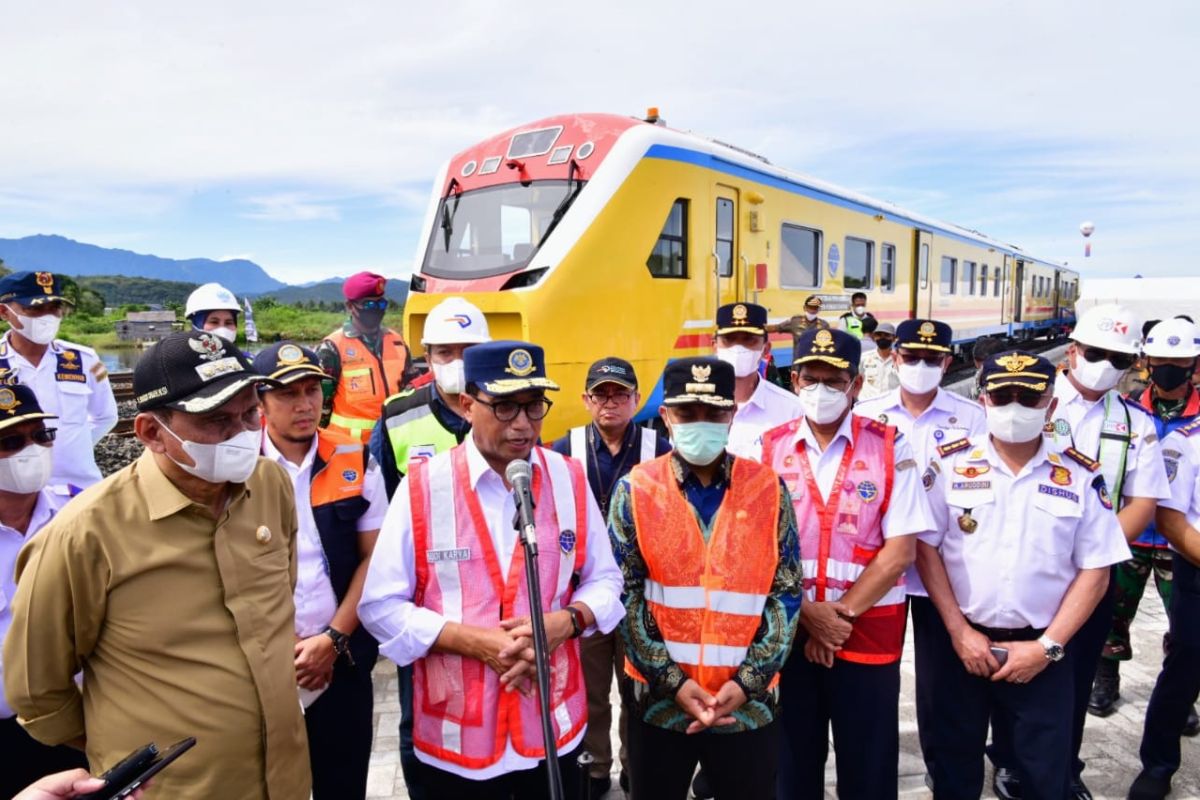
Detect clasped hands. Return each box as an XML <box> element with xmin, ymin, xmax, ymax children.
<box><xmin>469</xmin><ymin>611</ymin><xmax>575</xmax><ymax>696</ymax></box>
<box><xmin>800</xmin><ymin>600</ymin><xmax>855</xmax><ymax>667</ymax></box>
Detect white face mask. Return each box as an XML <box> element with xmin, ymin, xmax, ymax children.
<box><xmin>210</xmin><ymin>326</ymin><xmax>237</xmax><ymax>343</ymax></box>
<box><xmin>160</xmin><ymin>423</ymin><xmax>261</xmax><ymax>484</ymax></box>
<box><xmin>798</xmin><ymin>383</ymin><xmax>850</xmax><ymax>425</ymax></box>
<box><xmin>805</xmin><ymin>311</ymin><xmax>819</xmax><ymax>321</ymax></box>
<box><xmin>898</xmin><ymin>360</ymin><xmax>944</xmax><ymax>394</ymax></box>
<box><xmin>1072</xmin><ymin>353</ymin><xmax>1125</xmax><ymax>393</ymax></box>
<box><xmin>853</xmin><ymin>306</ymin><xmax>866</xmax><ymax>318</ymax></box>
<box><xmin>431</xmin><ymin>359</ymin><xmax>466</xmax><ymax>395</ymax></box>
<box><xmin>986</xmin><ymin>403</ymin><xmax>1049</xmax><ymax>444</ymax></box>
<box><xmin>716</xmin><ymin>345</ymin><xmax>763</xmax><ymax>378</ymax></box>
<box><xmin>0</xmin><ymin>443</ymin><xmax>53</xmax><ymax>494</ymax></box>
<box><xmin>9</xmin><ymin>308</ymin><xmax>61</xmax><ymax>345</ymax></box>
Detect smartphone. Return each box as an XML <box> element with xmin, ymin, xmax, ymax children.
<box><xmin>77</xmin><ymin>738</ymin><xmax>196</xmax><ymax>800</ymax></box>
<box><xmin>990</xmin><ymin>646</ymin><xmax>1009</xmax><ymax>667</ymax></box>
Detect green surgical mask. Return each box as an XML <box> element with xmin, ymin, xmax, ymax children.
<box><xmin>669</xmin><ymin>421</ymin><xmax>729</xmax><ymax>466</ymax></box>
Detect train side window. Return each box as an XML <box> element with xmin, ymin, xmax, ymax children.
<box><xmin>980</xmin><ymin>263</ymin><xmax>989</xmax><ymax>296</ymax></box>
<box><xmin>881</xmin><ymin>243</ymin><xmax>896</xmax><ymax>292</ymax></box>
<box><xmin>919</xmin><ymin>243</ymin><xmax>930</xmax><ymax>289</ymax></box>
<box><xmin>781</xmin><ymin>224</ymin><xmax>822</xmax><ymax>288</ymax></box>
<box><xmin>940</xmin><ymin>256</ymin><xmax>957</xmax><ymax>295</ymax></box>
<box><xmin>716</xmin><ymin>198</ymin><xmax>734</xmax><ymax>278</ymax></box>
<box><xmin>646</xmin><ymin>198</ymin><xmax>688</xmax><ymax>278</ymax></box>
<box><xmin>844</xmin><ymin>237</ymin><xmax>873</xmax><ymax>290</ymax></box>
<box><xmin>964</xmin><ymin>260</ymin><xmax>977</xmax><ymax>295</ymax></box>
<box><xmin>994</xmin><ymin>266</ymin><xmax>1002</xmax><ymax>297</ymax></box>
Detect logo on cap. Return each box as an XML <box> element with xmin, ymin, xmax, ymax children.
<box><xmin>35</xmin><ymin>272</ymin><xmax>54</xmax><ymax>294</ymax></box>
<box><xmin>918</xmin><ymin>321</ymin><xmax>936</xmax><ymax>342</ymax></box>
<box><xmin>447</xmin><ymin>314</ymin><xmax>472</xmax><ymax>328</ymax></box>
<box><xmin>691</xmin><ymin>363</ymin><xmax>712</xmax><ymax>382</ymax></box>
<box><xmin>506</xmin><ymin>349</ymin><xmax>535</xmax><ymax>377</ymax></box>
<box><xmin>277</xmin><ymin>344</ymin><xmax>304</xmax><ymax>365</ymax></box>
<box><xmin>813</xmin><ymin>329</ymin><xmax>835</xmax><ymax>353</ymax></box>
<box><xmin>1169</xmin><ymin>336</ymin><xmax>1182</xmax><ymax>347</ymax></box>
<box><xmin>0</xmin><ymin>388</ymin><xmax>17</xmax><ymax>411</ymax></box>
<box><xmin>732</xmin><ymin>304</ymin><xmax>748</xmax><ymax>324</ymax></box>
<box><xmin>996</xmin><ymin>353</ymin><xmax>1039</xmax><ymax>373</ymax></box>
<box><xmin>599</xmin><ymin>364</ymin><xmax>627</xmax><ymax>375</ymax></box>
<box><xmin>189</xmin><ymin>333</ymin><xmax>227</xmax><ymax>362</ymax></box>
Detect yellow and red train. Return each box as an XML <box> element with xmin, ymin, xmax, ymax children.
<box><xmin>404</xmin><ymin>111</ymin><xmax>1080</xmax><ymax>439</ymax></box>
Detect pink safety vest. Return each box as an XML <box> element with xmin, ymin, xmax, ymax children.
<box><xmin>408</xmin><ymin>444</ymin><xmax>589</xmax><ymax>769</ymax></box>
<box><xmin>762</xmin><ymin>415</ymin><xmax>906</xmax><ymax>664</ymax></box>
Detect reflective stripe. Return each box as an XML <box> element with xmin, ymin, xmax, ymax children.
<box><xmin>804</xmin><ymin>584</ymin><xmax>908</xmax><ymax>607</ymax></box>
<box><xmin>800</xmin><ymin>558</ymin><xmax>867</xmax><ymax>585</ymax></box>
<box><xmin>553</xmin><ymin>702</ymin><xmax>573</xmax><ymax>739</ymax></box>
<box><xmin>542</xmin><ymin>451</ymin><xmax>577</xmax><ymax>605</ymax></box>
<box><xmin>569</xmin><ymin>427</ymin><xmax>586</xmax><ymax>460</ymax></box>
<box><xmin>663</xmin><ymin>640</ymin><xmax>750</xmax><ymax>668</ymax></box>
<box><xmin>638</xmin><ymin>428</ymin><xmax>656</xmax><ymax>463</ymax></box>
<box><xmin>644</xmin><ymin>579</ymin><xmax>767</xmax><ymax>617</ymax></box>
<box><xmin>329</xmin><ymin>411</ymin><xmax>375</xmax><ymax>433</ymax></box>
<box><xmin>427</xmin><ymin>458</ymin><xmax>463</xmax><ymax>755</ymax></box>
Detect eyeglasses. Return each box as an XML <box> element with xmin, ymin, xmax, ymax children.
<box><xmin>356</xmin><ymin>299</ymin><xmax>389</xmax><ymax>312</ymax></box>
<box><xmin>1081</xmin><ymin>346</ymin><xmax>1136</xmax><ymax>371</ymax></box>
<box><xmin>899</xmin><ymin>352</ymin><xmax>945</xmax><ymax>367</ymax></box>
<box><xmin>986</xmin><ymin>390</ymin><xmax>1045</xmax><ymax>408</ymax></box>
<box><xmin>587</xmin><ymin>390</ymin><xmax>634</xmax><ymax>406</ymax></box>
<box><xmin>0</xmin><ymin>427</ymin><xmax>56</xmax><ymax>454</ymax></box>
<box><xmin>473</xmin><ymin>396</ymin><xmax>552</xmax><ymax>422</ymax></box>
<box><xmin>796</xmin><ymin>374</ymin><xmax>851</xmax><ymax>392</ymax></box>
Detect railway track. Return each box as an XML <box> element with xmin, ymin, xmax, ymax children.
<box><xmin>110</xmin><ymin>370</ymin><xmax>135</xmax><ymax>437</ymax></box>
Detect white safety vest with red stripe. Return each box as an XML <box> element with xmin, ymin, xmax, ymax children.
<box><xmin>408</xmin><ymin>444</ymin><xmax>589</xmax><ymax>769</ymax></box>
<box><xmin>762</xmin><ymin>415</ymin><xmax>906</xmax><ymax>664</ymax></box>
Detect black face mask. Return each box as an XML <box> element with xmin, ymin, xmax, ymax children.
<box><xmin>354</xmin><ymin>308</ymin><xmax>386</xmax><ymax>332</ymax></box>
<box><xmin>1151</xmin><ymin>362</ymin><xmax>1194</xmax><ymax>392</ymax></box>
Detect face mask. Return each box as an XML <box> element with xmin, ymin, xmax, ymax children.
<box><xmin>669</xmin><ymin>421</ymin><xmax>729</xmax><ymax>466</ymax></box>
<box><xmin>898</xmin><ymin>361</ymin><xmax>943</xmax><ymax>395</ymax></box>
<box><xmin>853</xmin><ymin>306</ymin><xmax>866</xmax><ymax>318</ymax></box>
<box><xmin>431</xmin><ymin>359</ymin><xmax>466</xmax><ymax>395</ymax></box>
<box><xmin>986</xmin><ymin>403</ymin><xmax>1048</xmax><ymax>444</ymax></box>
<box><xmin>355</xmin><ymin>308</ymin><xmax>386</xmax><ymax>331</ymax></box>
<box><xmin>0</xmin><ymin>444</ymin><xmax>53</xmax><ymax>494</ymax></box>
<box><xmin>210</xmin><ymin>326</ymin><xmax>237</xmax><ymax>343</ymax></box>
<box><xmin>716</xmin><ymin>345</ymin><xmax>763</xmax><ymax>378</ymax></box>
<box><xmin>1151</xmin><ymin>363</ymin><xmax>1193</xmax><ymax>392</ymax></box>
<box><xmin>9</xmin><ymin>308</ymin><xmax>61</xmax><ymax>345</ymax></box>
<box><xmin>160</xmin><ymin>423</ymin><xmax>261</xmax><ymax>484</ymax></box>
<box><xmin>1071</xmin><ymin>354</ymin><xmax>1124</xmax><ymax>393</ymax></box>
<box><xmin>798</xmin><ymin>383</ymin><xmax>850</xmax><ymax>425</ymax></box>
<box><xmin>805</xmin><ymin>311</ymin><xmax>819</xmax><ymax>321</ymax></box>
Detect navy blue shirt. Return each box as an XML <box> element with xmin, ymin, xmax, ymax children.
<box><xmin>551</xmin><ymin>423</ymin><xmax>671</xmax><ymax>516</ymax></box>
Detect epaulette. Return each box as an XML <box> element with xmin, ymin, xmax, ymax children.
<box><xmin>1177</xmin><ymin>417</ymin><xmax>1200</xmax><ymax>438</ymax></box>
<box><xmin>1063</xmin><ymin>447</ymin><xmax>1101</xmax><ymax>472</ymax></box>
<box><xmin>937</xmin><ymin>438</ymin><xmax>971</xmax><ymax>458</ymax></box>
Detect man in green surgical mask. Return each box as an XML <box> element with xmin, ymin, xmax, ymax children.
<box><xmin>607</xmin><ymin>356</ymin><xmax>801</xmax><ymax>799</ymax></box>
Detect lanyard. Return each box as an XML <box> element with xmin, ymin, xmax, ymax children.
<box><xmin>793</xmin><ymin>435</ymin><xmax>856</xmax><ymax>601</ymax></box>
<box><xmin>588</xmin><ymin>424</ymin><xmax>636</xmax><ymax>513</ymax></box>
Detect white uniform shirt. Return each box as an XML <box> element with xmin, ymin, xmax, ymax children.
<box><xmin>357</xmin><ymin>435</ymin><xmax>624</xmax><ymax>780</ymax></box>
<box><xmin>263</xmin><ymin>434</ymin><xmax>388</xmax><ymax>638</ymax></box>
<box><xmin>1052</xmin><ymin>378</ymin><xmax>1170</xmax><ymax>502</ymax></box>
<box><xmin>920</xmin><ymin>438</ymin><xmax>1131</xmax><ymax>629</ymax></box>
<box><xmin>1160</xmin><ymin>427</ymin><xmax>1200</xmax><ymax>550</ymax></box>
<box><xmin>1</xmin><ymin>485</ymin><xmax>72</xmax><ymax>718</ymax></box>
<box><xmin>0</xmin><ymin>333</ymin><xmax>118</xmax><ymax>488</ymax></box>
<box><xmin>855</xmin><ymin>387</ymin><xmax>988</xmax><ymax>595</ymax></box>
<box><xmin>727</xmin><ymin>375</ymin><xmax>802</xmax><ymax>461</ymax></box>
<box><xmin>857</xmin><ymin>349</ymin><xmax>899</xmax><ymax>400</ymax></box>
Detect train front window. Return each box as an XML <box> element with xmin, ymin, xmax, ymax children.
<box><xmin>422</xmin><ymin>180</ymin><xmax>576</xmax><ymax>280</ymax></box>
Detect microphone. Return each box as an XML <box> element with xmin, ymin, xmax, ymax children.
<box><xmin>505</xmin><ymin>460</ymin><xmax>538</xmax><ymax>552</ymax></box>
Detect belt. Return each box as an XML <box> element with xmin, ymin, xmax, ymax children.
<box><xmin>968</xmin><ymin>622</ymin><xmax>1045</xmax><ymax>642</ymax></box>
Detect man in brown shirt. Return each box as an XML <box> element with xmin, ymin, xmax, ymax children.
<box><xmin>3</xmin><ymin>331</ymin><xmax>311</xmax><ymax>800</ymax></box>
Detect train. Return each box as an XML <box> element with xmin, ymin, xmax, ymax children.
<box><xmin>403</xmin><ymin>111</ymin><xmax>1080</xmax><ymax>439</ymax></box>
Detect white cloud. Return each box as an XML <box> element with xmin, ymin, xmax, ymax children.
<box><xmin>240</xmin><ymin>194</ymin><xmax>341</xmax><ymax>222</ymax></box>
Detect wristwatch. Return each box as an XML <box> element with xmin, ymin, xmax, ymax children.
<box><xmin>1037</xmin><ymin>634</ymin><xmax>1065</xmax><ymax>662</ymax></box>
<box><xmin>323</xmin><ymin>626</ymin><xmax>351</xmax><ymax>657</ymax></box>
<box><xmin>566</xmin><ymin>605</ymin><xmax>587</xmax><ymax>639</ymax></box>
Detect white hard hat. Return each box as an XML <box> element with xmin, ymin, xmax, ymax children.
<box><xmin>185</xmin><ymin>283</ymin><xmax>241</xmax><ymax>318</ymax></box>
<box><xmin>421</xmin><ymin>297</ymin><xmax>491</xmax><ymax>345</ymax></box>
<box><xmin>1143</xmin><ymin>318</ymin><xmax>1200</xmax><ymax>358</ymax></box>
<box><xmin>1070</xmin><ymin>303</ymin><xmax>1142</xmax><ymax>355</ymax></box>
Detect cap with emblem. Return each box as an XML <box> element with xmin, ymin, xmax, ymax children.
<box><xmin>1071</xmin><ymin>303</ymin><xmax>1142</xmax><ymax>355</ymax></box>
<box><xmin>343</xmin><ymin>271</ymin><xmax>387</xmax><ymax>301</ymax></box>
<box><xmin>252</xmin><ymin>342</ymin><xmax>330</xmax><ymax>387</ymax></box>
<box><xmin>464</xmin><ymin>340</ymin><xmax>559</xmax><ymax>396</ymax></box>
<box><xmin>896</xmin><ymin>319</ymin><xmax>952</xmax><ymax>353</ymax></box>
<box><xmin>715</xmin><ymin>302</ymin><xmax>768</xmax><ymax>337</ymax></box>
<box><xmin>586</xmin><ymin>357</ymin><xmax>638</xmax><ymax>391</ymax></box>
<box><xmin>0</xmin><ymin>271</ymin><xmax>71</xmax><ymax>307</ymax></box>
<box><xmin>134</xmin><ymin>330</ymin><xmax>279</xmax><ymax>413</ymax></box>
<box><xmin>793</xmin><ymin>327</ymin><xmax>861</xmax><ymax>370</ymax></box>
<box><xmin>0</xmin><ymin>374</ymin><xmax>57</xmax><ymax>432</ymax></box>
<box><xmin>661</xmin><ymin>357</ymin><xmax>735</xmax><ymax>407</ymax></box>
<box><xmin>979</xmin><ymin>350</ymin><xmax>1056</xmax><ymax>393</ymax></box>
<box><xmin>1143</xmin><ymin>317</ymin><xmax>1200</xmax><ymax>358</ymax></box>
<box><xmin>804</xmin><ymin>295</ymin><xmax>823</xmax><ymax>310</ymax></box>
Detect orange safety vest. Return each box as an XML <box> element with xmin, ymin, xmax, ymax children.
<box><xmin>325</xmin><ymin>327</ymin><xmax>409</xmax><ymax>442</ymax></box>
<box><xmin>625</xmin><ymin>454</ymin><xmax>781</xmax><ymax>695</ymax></box>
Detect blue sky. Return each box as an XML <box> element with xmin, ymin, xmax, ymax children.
<box><xmin>2</xmin><ymin>1</ymin><xmax>1196</xmax><ymax>285</ymax></box>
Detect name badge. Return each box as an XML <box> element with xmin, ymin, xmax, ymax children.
<box><xmin>427</xmin><ymin>548</ymin><xmax>471</xmax><ymax>562</ymax></box>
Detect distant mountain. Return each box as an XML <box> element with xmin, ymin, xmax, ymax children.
<box><xmin>262</xmin><ymin>279</ymin><xmax>408</xmax><ymax>306</ymax></box>
<box><xmin>0</xmin><ymin>234</ymin><xmax>286</xmax><ymax>294</ymax></box>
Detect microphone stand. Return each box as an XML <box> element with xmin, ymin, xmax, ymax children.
<box><xmin>513</xmin><ymin>490</ymin><xmax>564</xmax><ymax>800</ymax></box>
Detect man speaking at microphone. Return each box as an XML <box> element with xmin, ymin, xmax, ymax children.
<box><xmin>359</xmin><ymin>340</ymin><xmax>623</xmax><ymax>799</ymax></box>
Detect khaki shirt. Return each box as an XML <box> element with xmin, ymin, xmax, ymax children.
<box><xmin>3</xmin><ymin>451</ymin><xmax>310</xmax><ymax>800</ymax></box>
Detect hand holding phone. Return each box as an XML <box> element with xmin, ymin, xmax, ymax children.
<box><xmin>76</xmin><ymin>738</ymin><xmax>196</xmax><ymax>800</ymax></box>
<box><xmin>990</xmin><ymin>646</ymin><xmax>1009</xmax><ymax>668</ymax></box>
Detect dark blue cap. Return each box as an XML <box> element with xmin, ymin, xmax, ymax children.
<box><xmin>0</xmin><ymin>372</ymin><xmax>57</xmax><ymax>431</ymax></box>
<box><xmin>979</xmin><ymin>350</ymin><xmax>1056</xmax><ymax>393</ymax></box>
<box><xmin>715</xmin><ymin>302</ymin><xmax>768</xmax><ymax>336</ymax></box>
<box><xmin>0</xmin><ymin>271</ymin><xmax>70</xmax><ymax>307</ymax></box>
<box><xmin>661</xmin><ymin>357</ymin><xmax>735</xmax><ymax>407</ymax></box>
<box><xmin>252</xmin><ymin>342</ymin><xmax>329</xmax><ymax>386</ymax></box>
<box><xmin>896</xmin><ymin>319</ymin><xmax>953</xmax><ymax>353</ymax></box>
<box><xmin>793</xmin><ymin>327</ymin><xmax>860</xmax><ymax>370</ymax></box>
<box><xmin>464</xmin><ymin>340</ymin><xmax>559</xmax><ymax>396</ymax></box>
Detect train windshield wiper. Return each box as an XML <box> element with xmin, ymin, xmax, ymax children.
<box><xmin>440</xmin><ymin>178</ymin><xmax>462</xmax><ymax>251</ymax></box>
<box><xmin>537</xmin><ymin>160</ymin><xmax>583</xmax><ymax>248</ymax></box>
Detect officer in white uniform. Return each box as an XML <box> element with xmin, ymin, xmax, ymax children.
<box><xmin>917</xmin><ymin>350</ymin><xmax>1130</xmax><ymax>800</ymax></box>
<box><xmin>716</xmin><ymin>302</ymin><xmax>801</xmax><ymax>460</ymax></box>
<box><xmin>0</xmin><ymin>271</ymin><xmax>118</xmax><ymax>488</ymax></box>
<box><xmin>855</xmin><ymin>318</ymin><xmax>986</xmax><ymax>788</ymax></box>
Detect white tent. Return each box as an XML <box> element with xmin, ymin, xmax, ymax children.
<box><xmin>1077</xmin><ymin>277</ymin><xmax>1200</xmax><ymax>324</ymax></box>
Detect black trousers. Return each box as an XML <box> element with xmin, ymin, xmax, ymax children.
<box><xmin>777</xmin><ymin>643</ymin><xmax>901</xmax><ymax>800</ymax></box>
<box><xmin>0</xmin><ymin>715</ymin><xmax>88</xmax><ymax>799</ymax></box>
<box><xmin>627</xmin><ymin>716</ymin><xmax>779</xmax><ymax>800</ymax></box>
<box><xmin>1139</xmin><ymin>553</ymin><xmax>1200</xmax><ymax>781</ymax></box>
<box><xmin>911</xmin><ymin>594</ymin><xmax>949</xmax><ymax>775</ymax></box>
<box><xmin>416</xmin><ymin>744</ymin><xmax>583</xmax><ymax>800</ymax></box>
<box><xmin>928</xmin><ymin>623</ymin><xmax>1074</xmax><ymax>800</ymax></box>
<box><xmin>397</xmin><ymin>664</ymin><xmax>428</xmax><ymax>800</ymax></box>
<box><xmin>305</xmin><ymin>657</ymin><xmax>375</xmax><ymax>800</ymax></box>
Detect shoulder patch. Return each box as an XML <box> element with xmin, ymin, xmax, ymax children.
<box><xmin>1092</xmin><ymin>474</ymin><xmax>1114</xmax><ymax>509</ymax></box>
<box><xmin>1177</xmin><ymin>417</ymin><xmax>1200</xmax><ymax>438</ymax></box>
<box><xmin>937</xmin><ymin>438</ymin><xmax>971</xmax><ymax>458</ymax></box>
<box><xmin>1064</xmin><ymin>447</ymin><xmax>1101</xmax><ymax>472</ymax></box>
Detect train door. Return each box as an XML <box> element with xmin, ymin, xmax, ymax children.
<box><xmin>1013</xmin><ymin>260</ymin><xmax>1026</xmax><ymax>323</ymax></box>
<box><xmin>712</xmin><ymin>185</ymin><xmax>743</xmax><ymax>314</ymax></box>
<box><xmin>914</xmin><ymin>229</ymin><xmax>934</xmax><ymax>318</ymax></box>
<box><xmin>1000</xmin><ymin>254</ymin><xmax>1014</xmax><ymax>325</ymax></box>
<box><xmin>1052</xmin><ymin>271</ymin><xmax>1062</xmax><ymax>328</ymax></box>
